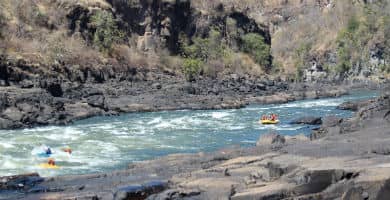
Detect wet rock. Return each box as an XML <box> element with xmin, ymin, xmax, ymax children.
<box><xmin>0</xmin><ymin>173</ymin><xmax>43</xmax><ymax>190</ymax></box>
<box><xmin>290</xmin><ymin>116</ymin><xmax>322</xmax><ymax>125</ymax></box>
<box><xmin>114</xmin><ymin>181</ymin><xmax>168</xmax><ymax>200</ymax></box>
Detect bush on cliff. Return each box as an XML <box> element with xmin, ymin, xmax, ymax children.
<box><xmin>335</xmin><ymin>16</ymin><xmax>360</xmax><ymax>75</ymax></box>
<box><xmin>293</xmin><ymin>43</ymin><xmax>311</xmax><ymax>81</ymax></box>
<box><xmin>90</xmin><ymin>10</ymin><xmax>124</xmax><ymax>53</ymax></box>
<box><xmin>241</xmin><ymin>33</ymin><xmax>271</xmax><ymax>72</ymax></box>
<box><xmin>183</xmin><ymin>58</ymin><xmax>202</xmax><ymax>81</ymax></box>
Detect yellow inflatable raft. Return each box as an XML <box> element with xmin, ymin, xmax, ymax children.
<box><xmin>260</xmin><ymin>119</ymin><xmax>280</xmax><ymax>125</ymax></box>
<box><xmin>38</xmin><ymin>163</ymin><xmax>60</xmax><ymax>169</ymax></box>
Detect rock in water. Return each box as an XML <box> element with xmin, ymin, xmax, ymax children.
<box><xmin>290</xmin><ymin>116</ymin><xmax>322</xmax><ymax>125</ymax></box>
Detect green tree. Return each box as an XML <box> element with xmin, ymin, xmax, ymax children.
<box><xmin>335</xmin><ymin>16</ymin><xmax>361</xmax><ymax>75</ymax></box>
<box><xmin>240</xmin><ymin>33</ymin><xmax>271</xmax><ymax>71</ymax></box>
<box><xmin>90</xmin><ymin>10</ymin><xmax>124</xmax><ymax>52</ymax></box>
<box><xmin>183</xmin><ymin>58</ymin><xmax>202</xmax><ymax>81</ymax></box>
<box><xmin>293</xmin><ymin>43</ymin><xmax>311</xmax><ymax>81</ymax></box>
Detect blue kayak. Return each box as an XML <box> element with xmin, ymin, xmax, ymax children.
<box><xmin>37</xmin><ymin>152</ymin><xmax>51</xmax><ymax>158</ymax></box>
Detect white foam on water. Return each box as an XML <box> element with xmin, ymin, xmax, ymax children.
<box><xmin>111</xmin><ymin>130</ymin><xmax>128</xmax><ymax>136</ymax></box>
<box><xmin>243</xmin><ymin>107</ymin><xmax>271</xmax><ymax>111</ymax></box>
<box><xmin>226</xmin><ymin>125</ymin><xmax>245</xmax><ymax>130</ymax></box>
<box><xmin>155</xmin><ymin>121</ymin><xmax>174</xmax><ymax>129</ymax></box>
<box><xmin>42</xmin><ymin>127</ymin><xmax>83</xmax><ymax>141</ymax></box>
<box><xmin>147</xmin><ymin>117</ymin><xmax>162</xmax><ymax>125</ymax></box>
<box><xmin>255</xmin><ymin>124</ymin><xmax>278</xmax><ymax>130</ymax></box>
<box><xmin>0</xmin><ymin>142</ymin><xmax>14</xmax><ymax>149</ymax></box>
<box><xmin>274</xmin><ymin>98</ymin><xmax>344</xmax><ymax>109</ymax></box>
<box><xmin>241</xmin><ymin>140</ymin><xmax>256</xmax><ymax>144</ymax></box>
<box><xmin>98</xmin><ymin>124</ymin><xmax>114</xmax><ymax>130</ymax></box>
<box><xmin>1</xmin><ymin>160</ymin><xmax>19</xmax><ymax>169</ymax></box>
<box><xmin>23</xmin><ymin>126</ymin><xmax>59</xmax><ymax>133</ymax></box>
<box><xmin>211</xmin><ymin>112</ymin><xmax>230</xmax><ymax>119</ymax></box>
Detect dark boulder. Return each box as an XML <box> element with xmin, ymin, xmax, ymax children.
<box><xmin>86</xmin><ymin>95</ymin><xmax>106</xmax><ymax>109</ymax></box>
<box><xmin>114</xmin><ymin>181</ymin><xmax>168</xmax><ymax>200</ymax></box>
<box><xmin>255</xmin><ymin>83</ymin><xmax>266</xmax><ymax>91</ymax></box>
<box><xmin>0</xmin><ymin>173</ymin><xmax>44</xmax><ymax>190</ymax></box>
<box><xmin>337</xmin><ymin>101</ymin><xmax>360</xmax><ymax>111</ymax></box>
<box><xmin>46</xmin><ymin>83</ymin><xmax>63</xmax><ymax>97</ymax></box>
<box><xmin>290</xmin><ymin>116</ymin><xmax>322</xmax><ymax>125</ymax></box>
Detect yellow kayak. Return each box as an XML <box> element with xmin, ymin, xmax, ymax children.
<box><xmin>260</xmin><ymin>120</ymin><xmax>280</xmax><ymax>125</ymax></box>
<box><xmin>38</xmin><ymin>163</ymin><xmax>60</xmax><ymax>169</ymax></box>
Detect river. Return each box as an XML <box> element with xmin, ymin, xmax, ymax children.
<box><xmin>0</xmin><ymin>90</ymin><xmax>378</xmax><ymax>177</ymax></box>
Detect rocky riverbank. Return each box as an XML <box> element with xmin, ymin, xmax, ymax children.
<box><xmin>0</xmin><ymin>86</ymin><xmax>389</xmax><ymax>199</ymax></box>
<box><xmin>0</xmin><ymin>56</ymin><xmax>354</xmax><ymax>130</ymax></box>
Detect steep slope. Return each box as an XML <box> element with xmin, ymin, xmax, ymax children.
<box><xmin>0</xmin><ymin>0</ymin><xmax>389</xmax><ymax>81</ymax></box>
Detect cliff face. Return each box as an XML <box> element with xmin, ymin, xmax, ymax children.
<box><xmin>0</xmin><ymin>0</ymin><xmax>388</xmax><ymax>82</ymax></box>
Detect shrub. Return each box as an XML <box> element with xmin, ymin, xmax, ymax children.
<box><xmin>182</xmin><ymin>37</ymin><xmax>210</xmax><ymax>61</ymax></box>
<box><xmin>90</xmin><ymin>10</ymin><xmax>124</xmax><ymax>53</ymax></box>
<box><xmin>182</xmin><ymin>28</ymin><xmax>224</xmax><ymax>61</ymax></box>
<box><xmin>335</xmin><ymin>42</ymin><xmax>352</xmax><ymax>74</ymax></box>
<box><xmin>240</xmin><ymin>33</ymin><xmax>271</xmax><ymax>71</ymax></box>
<box><xmin>183</xmin><ymin>58</ymin><xmax>202</xmax><ymax>81</ymax></box>
<box><xmin>335</xmin><ymin>16</ymin><xmax>363</xmax><ymax>75</ymax></box>
<box><xmin>293</xmin><ymin>43</ymin><xmax>311</xmax><ymax>81</ymax></box>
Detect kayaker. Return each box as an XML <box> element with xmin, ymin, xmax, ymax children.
<box><xmin>42</xmin><ymin>145</ymin><xmax>52</xmax><ymax>155</ymax></box>
<box><xmin>48</xmin><ymin>158</ymin><xmax>56</xmax><ymax>166</ymax></box>
<box><xmin>270</xmin><ymin>114</ymin><xmax>277</xmax><ymax>121</ymax></box>
<box><xmin>63</xmin><ymin>147</ymin><xmax>72</xmax><ymax>154</ymax></box>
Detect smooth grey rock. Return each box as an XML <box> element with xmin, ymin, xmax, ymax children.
<box><xmin>256</xmin><ymin>131</ymin><xmax>286</xmax><ymax>146</ymax></box>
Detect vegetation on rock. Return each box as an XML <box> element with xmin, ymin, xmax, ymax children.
<box><xmin>90</xmin><ymin>10</ymin><xmax>124</xmax><ymax>53</ymax></box>
<box><xmin>241</xmin><ymin>33</ymin><xmax>271</xmax><ymax>71</ymax></box>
